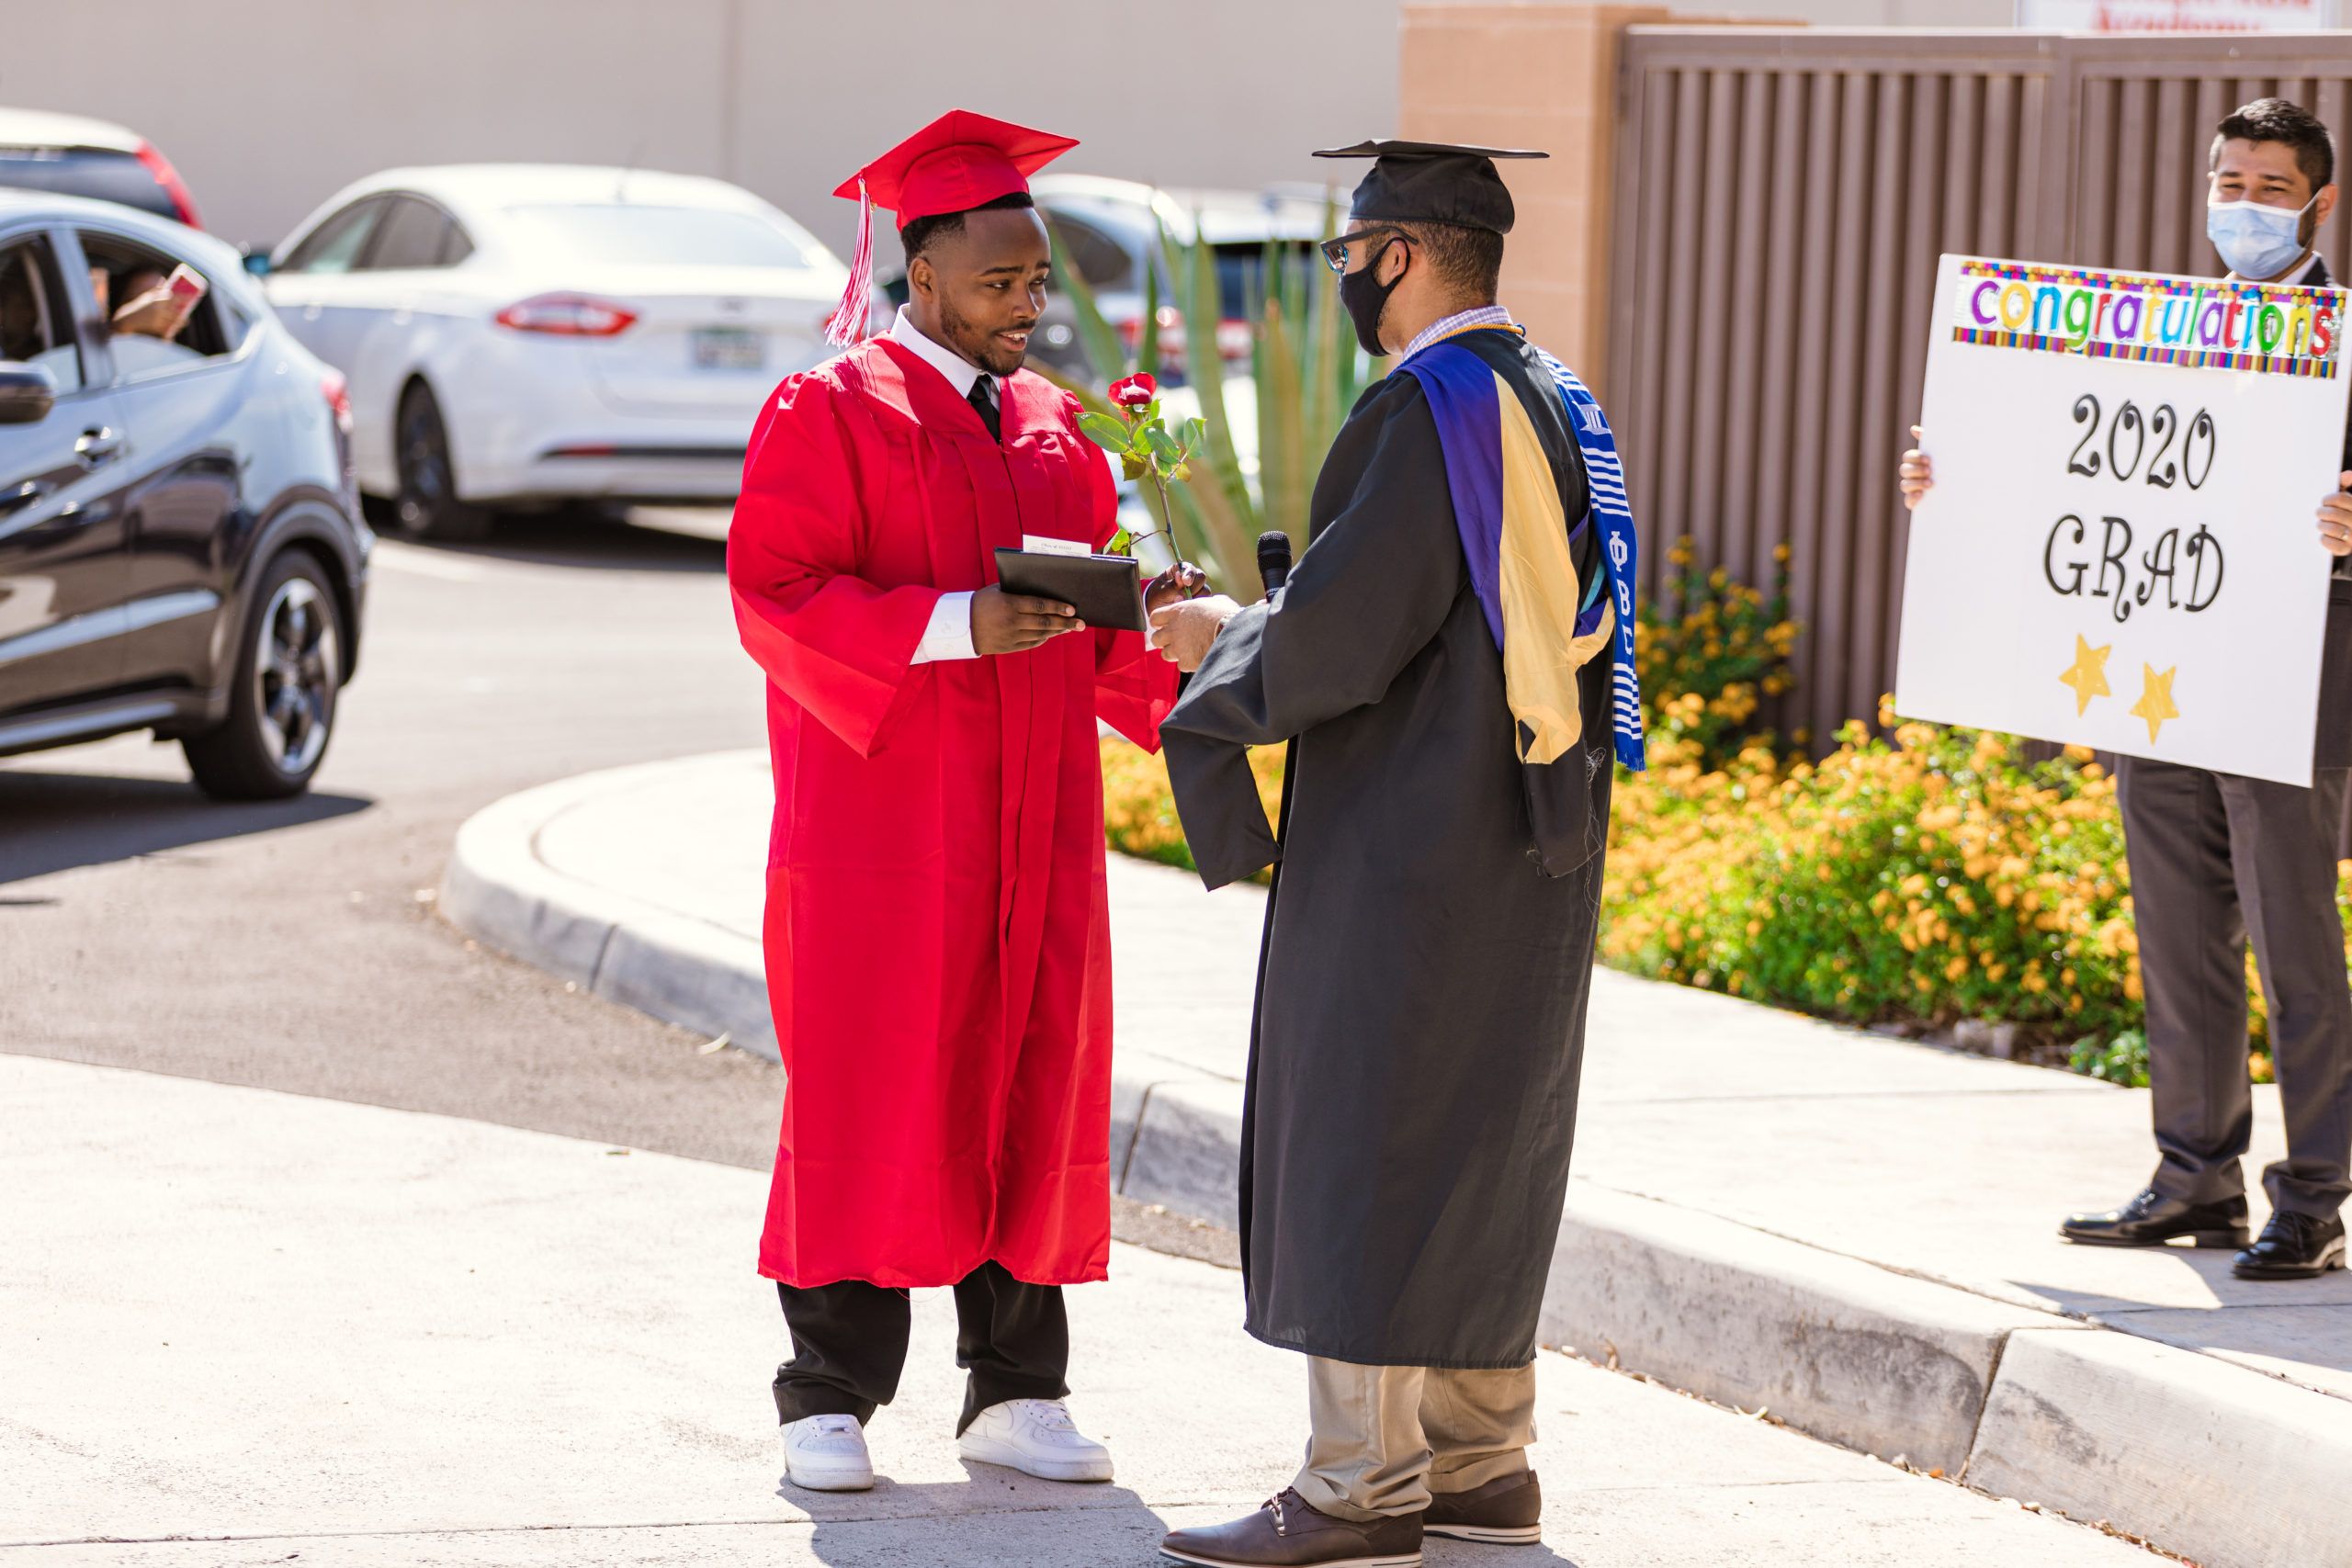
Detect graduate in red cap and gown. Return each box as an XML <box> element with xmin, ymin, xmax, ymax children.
<box><xmin>726</xmin><ymin>109</ymin><xmax>1193</xmax><ymax>1495</ymax></box>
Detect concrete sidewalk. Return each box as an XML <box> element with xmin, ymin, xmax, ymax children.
<box><xmin>1</xmin><ymin>1052</ymin><xmax>2165</xmax><ymax>1566</ymax></box>
<box><xmin>441</xmin><ymin>750</ymin><xmax>2352</xmax><ymax>1568</ymax></box>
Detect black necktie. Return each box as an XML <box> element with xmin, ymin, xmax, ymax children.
<box><xmin>967</xmin><ymin>375</ymin><xmax>1001</xmax><ymax>442</ymax></box>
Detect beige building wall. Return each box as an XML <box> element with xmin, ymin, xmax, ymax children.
<box><xmin>0</xmin><ymin>0</ymin><xmax>2048</xmax><ymax>262</ymax></box>
<box><xmin>0</xmin><ymin>0</ymin><xmax>1399</xmax><ymax>255</ymax></box>
<box><xmin>1400</xmin><ymin>6</ymin><xmax>1672</xmax><ymax>388</ymax></box>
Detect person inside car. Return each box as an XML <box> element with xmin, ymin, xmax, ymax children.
<box><xmin>94</xmin><ymin>260</ymin><xmax>204</xmax><ymax>375</ymax></box>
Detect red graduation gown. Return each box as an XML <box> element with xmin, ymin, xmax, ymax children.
<box><xmin>728</xmin><ymin>337</ymin><xmax>1177</xmax><ymax>1290</ymax></box>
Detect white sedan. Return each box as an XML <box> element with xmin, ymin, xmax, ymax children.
<box><xmin>264</xmin><ymin>164</ymin><xmax>850</xmax><ymax>541</ymax></box>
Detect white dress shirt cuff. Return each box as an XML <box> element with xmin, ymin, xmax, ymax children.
<box><xmin>911</xmin><ymin>590</ymin><xmax>978</xmax><ymax>664</ymax></box>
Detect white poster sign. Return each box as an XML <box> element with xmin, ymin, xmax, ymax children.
<box><xmin>1894</xmin><ymin>254</ymin><xmax>2349</xmax><ymax>785</ymax></box>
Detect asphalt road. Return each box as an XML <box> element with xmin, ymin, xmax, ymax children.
<box><xmin>0</xmin><ymin>510</ymin><xmax>788</xmax><ymax>1168</ymax></box>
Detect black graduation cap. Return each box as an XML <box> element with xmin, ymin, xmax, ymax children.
<box><xmin>1312</xmin><ymin>139</ymin><xmax>1547</xmax><ymax>235</ymax></box>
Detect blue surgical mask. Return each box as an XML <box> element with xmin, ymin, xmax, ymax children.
<box><xmin>2206</xmin><ymin>193</ymin><xmax>2318</xmax><ymax>278</ymax></box>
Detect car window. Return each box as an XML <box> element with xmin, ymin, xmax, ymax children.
<box><xmin>499</xmin><ymin>204</ymin><xmax>823</xmax><ymax>268</ymax></box>
<box><xmin>79</xmin><ymin>231</ymin><xmax>232</xmax><ymax>383</ymax></box>
<box><xmin>363</xmin><ymin>195</ymin><xmax>467</xmax><ymax>271</ymax></box>
<box><xmin>280</xmin><ymin>197</ymin><xmax>386</xmax><ymax>276</ymax></box>
<box><xmin>0</xmin><ymin>147</ymin><xmax>175</xmax><ymax>221</ymax></box>
<box><xmin>0</xmin><ymin>232</ymin><xmax>83</xmax><ymax>394</ymax></box>
<box><xmin>1046</xmin><ymin>214</ymin><xmax>1133</xmax><ymax>289</ymax></box>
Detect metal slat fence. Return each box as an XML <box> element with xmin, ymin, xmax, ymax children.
<box><xmin>1607</xmin><ymin>28</ymin><xmax>2352</xmax><ymax>747</ymax></box>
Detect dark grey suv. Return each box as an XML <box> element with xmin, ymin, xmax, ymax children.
<box><xmin>0</xmin><ymin>192</ymin><xmax>368</xmax><ymax>799</ymax></box>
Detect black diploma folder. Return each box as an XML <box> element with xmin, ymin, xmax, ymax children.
<box><xmin>991</xmin><ymin>549</ymin><xmax>1148</xmax><ymax>633</ymax></box>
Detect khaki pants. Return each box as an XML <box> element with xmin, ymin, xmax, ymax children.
<box><xmin>1291</xmin><ymin>1358</ymin><xmax>1538</xmax><ymax>1521</ymax></box>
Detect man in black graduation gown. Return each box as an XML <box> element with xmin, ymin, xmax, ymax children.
<box><xmin>1149</xmin><ymin>141</ymin><xmax>1630</xmax><ymax>1568</ymax></box>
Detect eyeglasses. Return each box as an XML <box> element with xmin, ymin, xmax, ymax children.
<box><xmin>1319</xmin><ymin>226</ymin><xmax>1416</xmax><ymax>276</ymax></box>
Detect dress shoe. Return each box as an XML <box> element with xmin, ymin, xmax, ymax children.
<box><xmin>2233</xmin><ymin>1211</ymin><xmax>2348</xmax><ymax>1280</ymax></box>
<box><xmin>956</xmin><ymin>1396</ymin><xmax>1114</xmax><ymax>1483</ymax></box>
<box><xmin>1160</xmin><ymin>1488</ymin><xmax>1422</xmax><ymax>1567</ymax></box>
<box><xmin>2059</xmin><ymin>1187</ymin><xmax>2249</xmax><ymax>1248</ymax></box>
<box><xmin>1424</xmin><ymin>1468</ymin><xmax>1543</xmax><ymax>1544</ymax></box>
<box><xmin>780</xmin><ymin>1413</ymin><xmax>873</xmax><ymax>1492</ymax></box>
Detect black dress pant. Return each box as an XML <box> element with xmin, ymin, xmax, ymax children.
<box><xmin>2119</xmin><ymin>755</ymin><xmax>2352</xmax><ymax>1219</ymax></box>
<box><xmin>773</xmin><ymin>1260</ymin><xmax>1069</xmax><ymax>1435</ymax></box>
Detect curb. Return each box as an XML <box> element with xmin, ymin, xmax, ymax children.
<box><xmin>438</xmin><ymin>760</ymin><xmax>1248</xmax><ymax>1209</ymax></box>
<box><xmin>1542</xmin><ymin>1187</ymin><xmax>2352</xmax><ymax>1568</ymax></box>
<box><xmin>441</xmin><ymin>760</ymin><xmax>779</xmax><ymax>1059</ymax></box>
<box><xmin>443</xmin><ymin>759</ymin><xmax>2352</xmax><ymax>1568</ymax></box>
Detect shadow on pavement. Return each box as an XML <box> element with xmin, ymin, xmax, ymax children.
<box><xmin>778</xmin><ymin>1472</ymin><xmax>1589</xmax><ymax>1566</ymax></box>
<box><xmin>2018</xmin><ymin>1254</ymin><xmax>2352</xmax><ymax>1385</ymax></box>
<box><xmin>390</xmin><ymin>506</ymin><xmax>730</xmax><ymax>574</ymax></box>
<box><xmin>0</xmin><ymin>770</ymin><xmax>373</xmax><ymax>886</ymax></box>
<box><xmin>782</xmin><ymin>1474</ymin><xmax>1170</xmax><ymax>1563</ymax></box>
<box><xmin>1435</xmin><ymin>1544</ymin><xmax>1580</xmax><ymax>1566</ymax></box>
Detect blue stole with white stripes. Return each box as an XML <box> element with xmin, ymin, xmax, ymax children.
<box><xmin>1534</xmin><ymin>348</ymin><xmax>1647</xmax><ymax>772</ymax></box>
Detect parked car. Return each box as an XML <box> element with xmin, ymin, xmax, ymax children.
<box><xmin>260</xmin><ymin>164</ymin><xmax>850</xmax><ymax>542</ymax></box>
<box><xmin>1017</xmin><ymin>175</ymin><xmax>1332</xmax><ymax>380</ymax></box>
<box><xmin>0</xmin><ymin>109</ymin><xmax>202</xmax><ymax>229</ymax></box>
<box><xmin>0</xmin><ymin>191</ymin><xmax>366</xmax><ymax>798</ymax></box>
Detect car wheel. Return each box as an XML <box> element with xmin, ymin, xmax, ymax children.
<box><xmin>182</xmin><ymin>552</ymin><xmax>345</xmax><ymax>801</ymax></box>
<box><xmin>395</xmin><ymin>382</ymin><xmax>490</xmax><ymax>544</ymax></box>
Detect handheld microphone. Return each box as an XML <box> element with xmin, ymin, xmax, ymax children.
<box><xmin>1256</xmin><ymin>530</ymin><xmax>1293</xmax><ymax>596</ymax></box>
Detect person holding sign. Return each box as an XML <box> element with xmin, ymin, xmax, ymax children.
<box><xmin>1901</xmin><ymin>98</ymin><xmax>2352</xmax><ymax>1281</ymax></box>
<box><xmin>727</xmin><ymin>109</ymin><xmax>1199</xmax><ymax>1492</ymax></box>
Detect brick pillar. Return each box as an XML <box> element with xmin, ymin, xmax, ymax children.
<box><xmin>1397</xmin><ymin>5</ymin><xmax>1673</xmax><ymax>397</ymax></box>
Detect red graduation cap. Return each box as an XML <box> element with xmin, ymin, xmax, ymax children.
<box><xmin>822</xmin><ymin>109</ymin><xmax>1080</xmax><ymax>346</ymax></box>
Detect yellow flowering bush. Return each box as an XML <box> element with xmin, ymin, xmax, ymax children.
<box><xmin>1637</xmin><ymin>539</ymin><xmax>1801</xmax><ymax>769</ymax></box>
<box><xmin>1601</xmin><ymin>710</ymin><xmax>2142</xmax><ymax>1044</ymax></box>
<box><xmin>1101</xmin><ymin>739</ymin><xmax>1282</xmax><ymax>882</ymax></box>
<box><xmin>1097</xmin><ymin>548</ymin><xmax>2336</xmax><ymax>1087</ymax></box>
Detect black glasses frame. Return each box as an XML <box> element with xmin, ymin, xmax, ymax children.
<box><xmin>1319</xmin><ymin>226</ymin><xmax>1416</xmax><ymax>276</ymax></box>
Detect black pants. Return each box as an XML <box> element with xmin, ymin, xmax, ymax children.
<box><xmin>2120</xmin><ymin>756</ymin><xmax>2352</xmax><ymax>1219</ymax></box>
<box><xmin>773</xmin><ymin>1261</ymin><xmax>1069</xmax><ymax>1436</ymax></box>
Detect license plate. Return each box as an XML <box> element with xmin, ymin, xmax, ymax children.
<box><xmin>692</xmin><ymin>327</ymin><xmax>765</xmax><ymax>370</ymax></box>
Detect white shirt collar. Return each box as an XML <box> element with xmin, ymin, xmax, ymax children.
<box><xmin>1402</xmin><ymin>304</ymin><xmax>1518</xmax><ymax>362</ymax></box>
<box><xmin>888</xmin><ymin>305</ymin><xmax>990</xmax><ymax>399</ymax></box>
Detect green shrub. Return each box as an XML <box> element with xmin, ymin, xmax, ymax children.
<box><xmin>2070</xmin><ymin>1029</ymin><xmax>2151</xmax><ymax>1088</ymax></box>
<box><xmin>1636</xmin><ymin>538</ymin><xmax>1800</xmax><ymax>771</ymax></box>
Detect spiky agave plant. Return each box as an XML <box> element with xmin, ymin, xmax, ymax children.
<box><xmin>1042</xmin><ymin>197</ymin><xmax>1371</xmax><ymax>596</ymax></box>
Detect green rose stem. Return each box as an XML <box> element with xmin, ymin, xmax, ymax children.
<box><xmin>1125</xmin><ymin>404</ymin><xmax>1179</xmax><ymax>572</ymax></box>
<box><xmin>1132</xmin><ymin>468</ymin><xmax>1178</xmax><ymax>572</ymax></box>
<box><xmin>1080</xmin><ymin>386</ymin><xmax>1194</xmax><ymax>576</ymax></box>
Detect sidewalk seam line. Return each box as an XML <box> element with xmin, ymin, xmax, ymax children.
<box><xmin>1955</xmin><ymin>1326</ymin><xmax>2013</xmax><ymax>1485</ymax></box>
<box><xmin>589</xmin><ymin>918</ymin><xmax>618</xmax><ymax>992</ymax></box>
<box><xmin>1591</xmin><ymin>1086</ymin><xmax>2115</xmax><ymax>1106</ymax></box>
<box><xmin>1116</xmin><ymin>1080</ymin><xmax>1158</xmax><ymax>1191</ymax></box>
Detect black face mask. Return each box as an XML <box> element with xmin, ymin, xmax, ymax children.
<box><xmin>1339</xmin><ymin>238</ymin><xmax>1403</xmax><ymax>357</ymax></box>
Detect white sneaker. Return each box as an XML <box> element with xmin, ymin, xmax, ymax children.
<box><xmin>781</xmin><ymin>1413</ymin><xmax>875</xmax><ymax>1492</ymax></box>
<box><xmin>956</xmin><ymin>1396</ymin><xmax>1115</xmax><ymax>1483</ymax></box>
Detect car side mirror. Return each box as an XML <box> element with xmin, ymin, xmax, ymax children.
<box><xmin>0</xmin><ymin>361</ymin><xmax>59</xmax><ymax>424</ymax></box>
<box><xmin>242</xmin><ymin>249</ymin><xmax>273</xmax><ymax>278</ymax></box>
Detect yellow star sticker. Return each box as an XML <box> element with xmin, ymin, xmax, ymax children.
<box><xmin>2130</xmin><ymin>663</ymin><xmax>2180</xmax><ymax>743</ymax></box>
<box><xmin>2058</xmin><ymin>634</ymin><xmax>2113</xmax><ymax>716</ymax></box>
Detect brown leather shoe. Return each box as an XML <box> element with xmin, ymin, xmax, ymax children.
<box><xmin>1160</xmin><ymin>1488</ymin><xmax>1423</xmax><ymax>1566</ymax></box>
<box><xmin>1425</xmin><ymin>1469</ymin><xmax>1543</xmax><ymax>1544</ymax></box>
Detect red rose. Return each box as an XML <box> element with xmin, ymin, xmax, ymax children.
<box><xmin>1109</xmin><ymin>372</ymin><xmax>1158</xmax><ymax>409</ymax></box>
